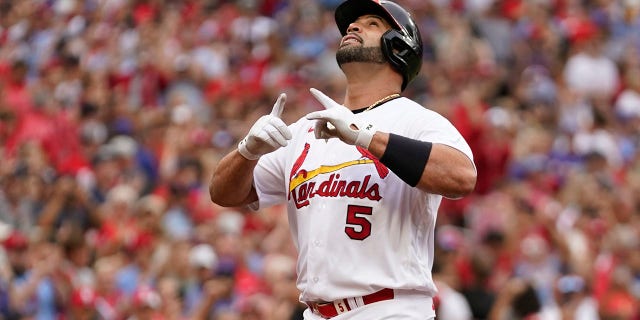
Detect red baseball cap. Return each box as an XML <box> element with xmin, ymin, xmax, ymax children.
<box><xmin>2</xmin><ymin>230</ymin><xmax>28</xmax><ymax>250</ymax></box>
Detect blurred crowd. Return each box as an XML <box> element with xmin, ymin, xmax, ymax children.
<box><xmin>0</xmin><ymin>0</ymin><xmax>639</xmax><ymax>319</ymax></box>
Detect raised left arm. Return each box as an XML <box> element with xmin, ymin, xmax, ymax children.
<box><xmin>306</xmin><ymin>88</ymin><xmax>477</xmax><ymax>198</ymax></box>
<box><xmin>367</xmin><ymin>132</ymin><xmax>477</xmax><ymax>198</ymax></box>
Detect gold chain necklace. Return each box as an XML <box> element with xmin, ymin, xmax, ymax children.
<box><xmin>364</xmin><ymin>93</ymin><xmax>400</xmax><ymax>112</ymax></box>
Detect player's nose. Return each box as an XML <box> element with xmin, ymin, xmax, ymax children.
<box><xmin>346</xmin><ymin>22</ymin><xmax>361</xmax><ymax>33</ymax></box>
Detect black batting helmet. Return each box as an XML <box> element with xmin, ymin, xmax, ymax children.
<box><xmin>335</xmin><ymin>0</ymin><xmax>423</xmax><ymax>91</ymax></box>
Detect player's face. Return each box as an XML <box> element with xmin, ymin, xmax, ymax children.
<box><xmin>336</xmin><ymin>15</ymin><xmax>391</xmax><ymax>66</ymax></box>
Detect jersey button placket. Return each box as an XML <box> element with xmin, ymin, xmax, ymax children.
<box><xmin>308</xmin><ymin>205</ymin><xmax>328</xmax><ymax>292</ymax></box>
<box><xmin>309</xmin><ymin>236</ymin><xmax>324</xmax><ymax>288</ymax></box>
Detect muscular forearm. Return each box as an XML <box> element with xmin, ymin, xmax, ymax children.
<box><xmin>368</xmin><ymin>132</ymin><xmax>476</xmax><ymax>198</ymax></box>
<box><xmin>209</xmin><ymin>150</ymin><xmax>260</xmax><ymax>207</ymax></box>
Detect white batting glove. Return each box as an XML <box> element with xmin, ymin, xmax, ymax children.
<box><xmin>306</xmin><ymin>88</ymin><xmax>377</xmax><ymax>148</ymax></box>
<box><xmin>238</xmin><ymin>93</ymin><xmax>292</xmax><ymax>160</ymax></box>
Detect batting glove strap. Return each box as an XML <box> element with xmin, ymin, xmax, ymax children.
<box><xmin>238</xmin><ymin>137</ymin><xmax>261</xmax><ymax>160</ymax></box>
<box><xmin>354</xmin><ymin>122</ymin><xmax>376</xmax><ymax>149</ymax></box>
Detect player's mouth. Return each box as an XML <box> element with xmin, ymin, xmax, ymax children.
<box><xmin>340</xmin><ymin>34</ymin><xmax>363</xmax><ymax>47</ymax></box>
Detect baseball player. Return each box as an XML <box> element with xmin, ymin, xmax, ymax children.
<box><xmin>209</xmin><ymin>0</ymin><xmax>477</xmax><ymax>319</ymax></box>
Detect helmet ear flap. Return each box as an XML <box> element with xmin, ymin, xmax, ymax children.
<box><xmin>381</xmin><ymin>29</ymin><xmax>421</xmax><ymax>91</ymax></box>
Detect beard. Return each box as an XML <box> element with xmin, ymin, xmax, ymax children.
<box><xmin>336</xmin><ymin>46</ymin><xmax>387</xmax><ymax>67</ymax></box>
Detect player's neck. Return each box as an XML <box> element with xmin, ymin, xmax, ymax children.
<box><xmin>341</xmin><ymin>64</ymin><xmax>402</xmax><ymax>110</ymax></box>
<box><xmin>343</xmin><ymin>81</ymin><xmax>402</xmax><ymax>111</ymax></box>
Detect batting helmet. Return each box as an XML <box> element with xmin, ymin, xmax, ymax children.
<box><xmin>335</xmin><ymin>0</ymin><xmax>423</xmax><ymax>91</ymax></box>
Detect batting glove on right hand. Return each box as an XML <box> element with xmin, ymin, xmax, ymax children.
<box><xmin>238</xmin><ymin>93</ymin><xmax>292</xmax><ymax>160</ymax></box>
<box><xmin>306</xmin><ymin>88</ymin><xmax>377</xmax><ymax>148</ymax></box>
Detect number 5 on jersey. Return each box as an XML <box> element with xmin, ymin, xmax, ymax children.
<box><xmin>345</xmin><ymin>205</ymin><xmax>373</xmax><ymax>240</ymax></box>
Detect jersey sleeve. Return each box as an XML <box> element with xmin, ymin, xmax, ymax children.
<box><xmin>413</xmin><ymin>111</ymin><xmax>475</xmax><ymax>164</ymax></box>
<box><xmin>251</xmin><ymin>145</ymin><xmax>288</xmax><ymax>210</ymax></box>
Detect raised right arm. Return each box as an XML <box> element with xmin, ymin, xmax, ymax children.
<box><xmin>209</xmin><ymin>150</ymin><xmax>259</xmax><ymax>207</ymax></box>
<box><xmin>209</xmin><ymin>93</ymin><xmax>291</xmax><ymax>207</ymax></box>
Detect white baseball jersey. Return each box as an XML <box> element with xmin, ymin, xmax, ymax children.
<box><xmin>252</xmin><ymin>97</ymin><xmax>474</xmax><ymax>303</ymax></box>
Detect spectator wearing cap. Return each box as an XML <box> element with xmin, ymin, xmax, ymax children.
<box><xmin>86</xmin><ymin>145</ymin><xmax>121</xmax><ymax>204</ymax></box>
<box><xmin>2</xmin><ymin>230</ymin><xmax>29</xmax><ymax>278</ymax></box>
<box><xmin>562</xmin><ymin>16</ymin><xmax>619</xmax><ymax>102</ymax></box>
<box><xmin>106</xmin><ymin>135</ymin><xmax>156</xmax><ymax>196</ymax></box>
<box><xmin>127</xmin><ymin>285</ymin><xmax>163</xmax><ymax>320</ymax></box>
<box><xmin>183</xmin><ymin>243</ymin><xmax>218</xmax><ymax>315</ymax></box>
<box><xmin>189</xmin><ymin>243</ymin><xmax>218</xmax><ymax>279</ymax></box>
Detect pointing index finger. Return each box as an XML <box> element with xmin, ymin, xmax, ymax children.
<box><xmin>270</xmin><ymin>93</ymin><xmax>287</xmax><ymax>117</ymax></box>
<box><xmin>310</xmin><ymin>88</ymin><xmax>336</xmax><ymax>110</ymax></box>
